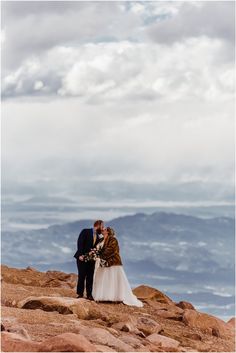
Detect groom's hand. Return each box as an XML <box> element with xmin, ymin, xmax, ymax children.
<box><xmin>79</xmin><ymin>255</ymin><xmax>84</xmax><ymax>261</ymax></box>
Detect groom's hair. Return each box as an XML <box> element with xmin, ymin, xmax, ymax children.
<box><xmin>94</xmin><ymin>220</ymin><xmax>104</xmax><ymax>227</ymax></box>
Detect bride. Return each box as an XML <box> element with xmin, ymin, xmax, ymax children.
<box><xmin>92</xmin><ymin>227</ymin><xmax>143</xmax><ymax>307</ymax></box>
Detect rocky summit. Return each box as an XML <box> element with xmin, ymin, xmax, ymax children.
<box><xmin>1</xmin><ymin>265</ymin><xmax>235</xmax><ymax>352</ymax></box>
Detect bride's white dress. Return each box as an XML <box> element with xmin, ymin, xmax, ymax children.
<box><xmin>92</xmin><ymin>259</ymin><xmax>143</xmax><ymax>307</ymax></box>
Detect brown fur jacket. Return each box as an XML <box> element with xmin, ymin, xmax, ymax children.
<box><xmin>100</xmin><ymin>236</ymin><xmax>122</xmax><ymax>267</ymax></box>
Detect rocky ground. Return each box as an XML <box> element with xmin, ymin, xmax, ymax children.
<box><xmin>1</xmin><ymin>265</ymin><xmax>235</xmax><ymax>352</ymax></box>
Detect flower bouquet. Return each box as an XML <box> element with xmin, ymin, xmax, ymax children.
<box><xmin>83</xmin><ymin>241</ymin><xmax>108</xmax><ymax>267</ymax></box>
<box><xmin>83</xmin><ymin>248</ymin><xmax>101</xmax><ymax>262</ymax></box>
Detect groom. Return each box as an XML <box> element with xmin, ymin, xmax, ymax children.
<box><xmin>74</xmin><ymin>220</ymin><xmax>105</xmax><ymax>300</ymax></box>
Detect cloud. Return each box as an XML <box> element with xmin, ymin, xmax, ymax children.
<box><xmin>2</xmin><ymin>1</ymin><xmax>234</xmax><ymax>73</ymax></box>
<box><xmin>147</xmin><ymin>1</ymin><xmax>235</xmax><ymax>44</ymax></box>
<box><xmin>2</xmin><ymin>1</ymin><xmax>140</xmax><ymax>71</ymax></box>
<box><xmin>1</xmin><ymin>1</ymin><xmax>235</xmax><ymax>206</ymax></box>
<box><xmin>2</xmin><ymin>91</ymin><xmax>234</xmax><ymax>201</ymax></box>
<box><xmin>2</xmin><ymin>38</ymin><xmax>234</xmax><ymax>102</ymax></box>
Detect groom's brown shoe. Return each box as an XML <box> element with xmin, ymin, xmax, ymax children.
<box><xmin>77</xmin><ymin>294</ymin><xmax>83</xmax><ymax>299</ymax></box>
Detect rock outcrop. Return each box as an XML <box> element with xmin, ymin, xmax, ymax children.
<box><xmin>227</xmin><ymin>317</ymin><xmax>235</xmax><ymax>329</ymax></box>
<box><xmin>1</xmin><ymin>265</ymin><xmax>235</xmax><ymax>352</ymax></box>
<box><xmin>1</xmin><ymin>265</ymin><xmax>77</xmax><ymax>289</ymax></box>
<box><xmin>133</xmin><ymin>285</ymin><xmax>173</xmax><ymax>304</ymax></box>
<box><xmin>182</xmin><ymin>309</ymin><xmax>232</xmax><ymax>337</ymax></box>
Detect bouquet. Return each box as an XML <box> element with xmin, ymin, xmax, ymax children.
<box><xmin>83</xmin><ymin>241</ymin><xmax>108</xmax><ymax>267</ymax></box>
<box><xmin>83</xmin><ymin>248</ymin><xmax>101</xmax><ymax>262</ymax></box>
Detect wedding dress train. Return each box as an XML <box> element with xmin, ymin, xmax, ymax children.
<box><xmin>92</xmin><ymin>260</ymin><xmax>143</xmax><ymax>307</ymax></box>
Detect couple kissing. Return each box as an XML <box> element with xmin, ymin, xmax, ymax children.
<box><xmin>74</xmin><ymin>220</ymin><xmax>143</xmax><ymax>307</ymax></box>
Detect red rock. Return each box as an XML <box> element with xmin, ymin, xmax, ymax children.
<box><xmin>26</xmin><ymin>266</ymin><xmax>38</xmax><ymax>271</ymax></box>
<box><xmin>156</xmin><ymin>308</ymin><xmax>183</xmax><ymax>321</ymax></box>
<box><xmin>227</xmin><ymin>317</ymin><xmax>235</xmax><ymax>328</ymax></box>
<box><xmin>1</xmin><ymin>332</ymin><xmax>40</xmax><ymax>352</ymax></box>
<box><xmin>78</xmin><ymin>326</ymin><xmax>133</xmax><ymax>352</ymax></box>
<box><xmin>8</xmin><ymin>325</ymin><xmax>31</xmax><ymax>339</ymax></box>
<box><xmin>133</xmin><ymin>285</ymin><xmax>173</xmax><ymax>304</ymax></box>
<box><xmin>182</xmin><ymin>309</ymin><xmax>232</xmax><ymax>337</ymax></box>
<box><xmin>119</xmin><ymin>333</ymin><xmax>145</xmax><ymax>349</ymax></box>
<box><xmin>137</xmin><ymin>316</ymin><xmax>162</xmax><ymax>336</ymax></box>
<box><xmin>2</xmin><ymin>264</ymin><xmax>235</xmax><ymax>352</ymax></box>
<box><xmin>1</xmin><ymin>265</ymin><xmax>76</xmax><ymax>289</ymax></box>
<box><xmin>146</xmin><ymin>333</ymin><xmax>180</xmax><ymax>349</ymax></box>
<box><xmin>176</xmin><ymin>301</ymin><xmax>195</xmax><ymax>310</ymax></box>
<box><xmin>38</xmin><ymin>332</ymin><xmax>96</xmax><ymax>352</ymax></box>
<box><xmin>112</xmin><ymin>316</ymin><xmax>162</xmax><ymax>337</ymax></box>
<box><xmin>112</xmin><ymin>319</ymin><xmax>138</xmax><ymax>334</ymax></box>
<box><xmin>17</xmin><ymin>296</ymin><xmax>91</xmax><ymax>319</ymax></box>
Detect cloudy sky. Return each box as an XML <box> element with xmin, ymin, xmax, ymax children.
<box><xmin>1</xmin><ymin>1</ymin><xmax>235</xmax><ymax>208</ymax></box>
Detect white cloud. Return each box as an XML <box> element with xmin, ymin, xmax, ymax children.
<box><xmin>2</xmin><ymin>1</ymin><xmax>140</xmax><ymax>71</ymax></box>
<box><xmin>34</xmin><ymin>80</ymin><xmax>44</xmax><ymax>91</ymax></box>
<box><xmin>2</xmin><ymin>38</ymin><xmax>234</xmax><ymax>103</ymax></box>
<box><xmin>2</xmin><ymin>1</ymin><xmax>234</xmax><ymax>73</ymax></box>
<box><xmin>147</xmin><ymin>1</ymin><xmax>235</xmax><ymax>44</ymax></box>
<box><xmin>1</xmin><ymin>1</ymin><xmax>235</xmax><ymax>205</ymax></box>
<box><xmin>2</xmin><ymin>89</ymin><xmax>234</xmax><ymax>190</ymax></box>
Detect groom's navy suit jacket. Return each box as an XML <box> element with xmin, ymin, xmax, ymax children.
<box><xmin>73</xmin><ymin>228</ymin><xmax>102</xmax><ymax>259</ymax></box>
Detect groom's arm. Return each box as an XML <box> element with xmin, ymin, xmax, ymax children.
<box><xmin>77</xmin><ymin>229</ymin><xmax>86</xmax><ymax>256</ymax></box>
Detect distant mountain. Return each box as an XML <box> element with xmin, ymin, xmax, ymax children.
<box><xmin>1</xmin><ymin>212</ymin><xmax>235</xmax><ymax>318</ymax></box>
<box><xmin>2</xmin><ymin>196</ymin><xmax>235</xmax><ymax>232</ymax></box>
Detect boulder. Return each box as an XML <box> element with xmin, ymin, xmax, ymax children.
<box><xmin>1</xmin><ymin>332</ymin><xmax>40</xmax><ymax>352</ymax></box>
<box><xmin>156</xmin><ymin>308</ymin><xmax>183</xmax><ymax>321</ymax></box>
<box><xmin>227</xmin><ymin>317</ymin><xmax>235</xmax><ymax>328</ymax></box>
<box><xmin>146</xmin><ymin>333</ymin><xmax>180</xmax><ymax>349</ymax></box>
<box><xmin>38</xmin><ymin>332</ymin><xmax>96</xmax><ymax>352</ymax></box>
<box><xmin>176</xmin><ymin>301</ymin><xmax>195</xmax><ymax>310</ymax></box>
<box><xmin>78</xmin><ymin>326</ymin><xmax>133</xmax><ymax>352</ymax></box>
<box><xmin>44</xmin><ymin>271</ymin><xmax>77</xmax><ymax>289</ymax></box>
<box><xmin>133</xmin><ymin>285</ymin><xmax>173</xmax><ymax>304</ymax></box>
<box><xmin>119</xmin><ymin>333</ymin><xmax>145</xmax><ymax>349</ymax></box>
<box><xmin>1</xmin><ymin>331</ymin><xmax>96</xmax><ymax>352</ymax></box>
<box><xmin>182</xmin><ymin>309</ymin><xmax>232</xmax><ymax>337</ymax></box>
<box><xmin>17</xmin><ymin>296</ymin><xmax>91</xmax><ymax>319</ymax></box>
<box><xmin>112</xmin><ymin>320</ymin><xmax>139</xmax><ymax>334</ymax></box>
<box><xmin>26</xmin><ymin>266</ymin><xmax>38</xmax><ymax>272</ymax></box>
<box><xmin>1</xmin><ymin>265</ymin><xmax>76</xmax><ymax>289</ymax></box>
<box><xmin>111</xmin><ymin>316</ymin><xmax>162</xmax><ymax>337</ymax></box>
<box><xmin>136</xmin><ymin>316</ymin><xmax>162</xmax><ymax>336</ymax></box>
<box><xmin>8</xmin><ymin>325</ymin><xmax>31</xmax><ymax>339</ymax></box>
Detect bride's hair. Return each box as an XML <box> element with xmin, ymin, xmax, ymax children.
<box><xmin>107</xmin><ymin>227</ymin><xmax>116</xmax><ymax>237</ymax></box>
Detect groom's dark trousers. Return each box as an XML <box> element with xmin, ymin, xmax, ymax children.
<box><xmin>76</xmin><ymin>259</ymin><xmax>95</xmax><ymax>297</ymax></box>
<box><xmin>74</xmin><ymin>228</ymin><xmax>100</xmax><ymax>297</ymax></box>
